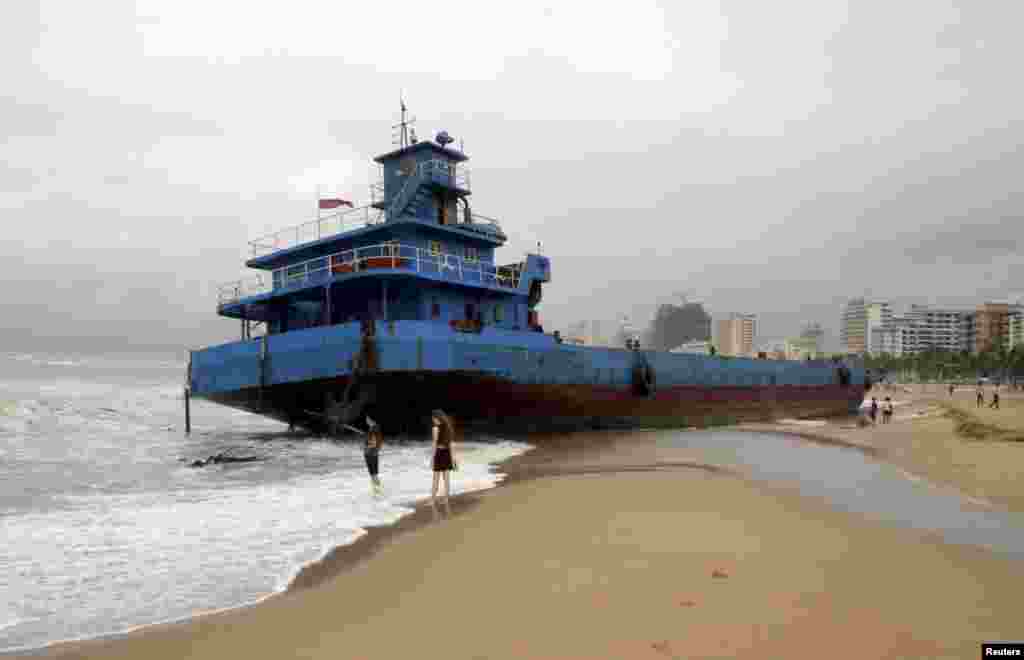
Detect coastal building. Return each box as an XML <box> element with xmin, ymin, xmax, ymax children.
<box><xmin>800</xmin><ymin>322</ymin><xmax>825</xmax><ymax>349</ymax></box>
<box><xmin>841</xmin><ymin>298</ymin><xmax>891</xmax><ymax>355</ymax></box>
<box><xmin>1008</xmin><ymin>307</ymin><xmax>1024</xmax><ymax>352</ymax></box>
<box><xmin>971</xmin><ymin>302</ymin><xmax>1012</xmax><ymax>354</ymax></box>
<box><xmin>669</xmin><ymin>339</ymin><xmax>713</xmax><ymax>355</ymax></box>
<box><xmin>715</xmin><ymin>313</ymin><xmax>756</xmax><ymax>357</ymax></box>
<box><xmin>784</xmin><ymin>336</ymin><xmax>823</xmax><ymax>361</ymax></box>
<box><xmin>904</xmin><ymin>305</ymin><xmax>972</xmax><ymax>354</ymax></box>
<box><xmin>869</xmin><ymin>304</ymin><xmax>977</xmax><ymax>357</ymax></box>
<box><xmin>786</xmin><ymin>322</ymin><xmax>826</xmax><ymax>359</ymax></box>
<box><xmin>647</xmin><ymin>302</ymin><xmax>712</xmax><ymax>350</ymax></box>
<box><xmin>756</xmin><ymin>342</ymin><xmax>787</xmax><ymax>360</ymax></box>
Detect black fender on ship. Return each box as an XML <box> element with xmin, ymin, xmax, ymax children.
<box><xmin>632</xmin><ymin>359</ymin><xmax>656</xmax><ymax>397</ymax></box>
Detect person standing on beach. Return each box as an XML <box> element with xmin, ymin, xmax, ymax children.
<box><xmin>869</xmin><ymin>397</ymin><xmax>878</xmax><ymax>425</ymax></box>
<box><xmin>430</xmin><ymin>409</ymin><xmax>458</xmax><ymax>508</ymax></box>
<box><xmin>989</xmin><ymin>390</ymin><xmax>1000</xmax><ymax>410</ymax></box>
<box><xmin>364</xmin><ymin>416</ymin><xmax>383</xmax><ymax>494</ymax></box>
<box><xmin>977</xmin><ymin>387</ymin><xmax>984</xmax><ymax>408</ymax></box>
<box><xmin>883</xmin><ymin>397</ymin><xmax>893</xmax><ymax>424</ymax></box>
<box><xmin>949</xmin><ymin>384</ymin><xmax>955</xmax><ymax>397</ymax></box>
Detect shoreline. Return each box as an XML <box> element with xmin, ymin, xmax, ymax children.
<box><xmin>11</xmin><ymin>409</ymin><xmax>1024</xmax><ymax>658</ymax></box>
<box><xmin>9</xmin><ymin>436</ymin><xmax>742</xmax><ymax>658</ymax></box>
<box><xmin>739</xmin><ymin>384</ymin><xmax>1024</xmax><ymax>512</ymax></box>
<box><xmin>4</xmin><ymin>443</ymin><xmax>532</xmax><ymax>657</ymax></box>
<box><xmin>5</xmin><ymin>429</ymin><xmax>734</xmax><ymax>657</ymax></box>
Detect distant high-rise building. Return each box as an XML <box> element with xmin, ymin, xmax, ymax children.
<box><xmin>905</xmin><ymin>305</ymin><xmax>972</xmax><ymax>354</ymax></box>
<box><xmin>842</xmin><ymin>298</ymin><xmax>891</xmax><ymax>355</ymax></box>
<box><xmin>784</xmin><ymin>337</ymin><xmax>822</xmax><ymax>360</ymax></box>
<box><xmin>1007</xmin><ymin>307</ymin><xmax>1024</xmax><ymax>352</ymax></box>
<box><xmin>971</xmin><ymin>302</ymin><xmax>1013</xmax><ymax>354</ymax></box>
<box><xmin>797</xmin><ymin>322</ymin><xmax>825</xmax><ymax>354</ymax></box>
<box><xmin>870</xmin><ymin>304</ymin><xmax>976</xmax><ymax>356</ymax></box>
<box><xmin>646</xmin><ymin>302</ymin><xmax>712</xmax><ymax>350</ymax></box>
<box><xmin>716</xmin><ymin>313</ymin><xmax>756</xmax><ymax>357</ymax></box>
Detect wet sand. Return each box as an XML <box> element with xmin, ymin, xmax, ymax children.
<box><xmin>21</xmin><ymin>427</ymin><xmax>1024</xmax><ymax>660</ymax></box>
<box><xmin>740</xmin><ymin>383</ymin><xmax>1024</xmax><ymax>511</ymax></box>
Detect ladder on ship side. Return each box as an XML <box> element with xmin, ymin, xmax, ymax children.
<box><xmin>387</xmin><ymin>168</ymin><xmax>423</xmax><ymax>220</ymax></box>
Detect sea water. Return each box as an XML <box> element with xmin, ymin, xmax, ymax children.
<box><xmin>0</xmin><ymin>352</ymin><xmax>530</xmax><ymax>652</ymax></box>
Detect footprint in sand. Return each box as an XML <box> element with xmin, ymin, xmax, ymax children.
<box><xmin>651</xmin><ymin>640</ymin><xmax>672</xmax><ymax>655</ymax></box>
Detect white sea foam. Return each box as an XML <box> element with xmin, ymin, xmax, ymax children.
<box><xmin>1</xmin><ymin>431</ymin><xmax>529</xmax><ymax>651</ymax></box>
<box><xmin>0</xmin><ymin>352</ymin><xmax>533</xmax><ymax>651</ymax></box>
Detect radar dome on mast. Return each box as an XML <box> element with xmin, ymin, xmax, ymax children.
<box><xmin>435</xmin><ymin>130</ymin><xmax>454</xmax><ymax>148</ymax></box>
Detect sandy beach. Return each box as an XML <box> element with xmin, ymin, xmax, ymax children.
<box><xmin>19</xmin><ymin>396</ymin><xmax>1024</xmax><ymax>660</ymax></box>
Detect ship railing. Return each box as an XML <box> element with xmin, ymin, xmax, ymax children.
<box><xmin>218</xmin><ymin>242</ymin><xmax>522</xmax><ymax>309</ymax></box>
<box><xmin>419</xmin><ymin>159</ymin><xmax>470</xmax><ymax>190</ymax></box>
<box><xmin>217</xmin><ymin>274</ymin><xmax>273</xmax><ymax>307</ymax></box>
<box><xmin>465</xmin><ymin>212</ymin><xmax>503</xmax><ymax>235</ymax></box>
<box><xmin>248</xmin><ymin>205</ymin><xmax>385</xmax><ymax>258</ymax></box>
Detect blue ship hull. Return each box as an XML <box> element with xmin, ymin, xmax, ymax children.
<box><xmin>189</xmin><ymin>321</ymin><xmax>867</xmax><ymax>434</ymax></box>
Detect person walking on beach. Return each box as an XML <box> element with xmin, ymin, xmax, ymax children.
<box><xmin>977</xmin><ymin>387</ymin><xmax>984</xmax><ymax>408</ymax></box>
<box><xmin>882</xmin><ymin>397</ymin><xmax>893</xmax><ymax>424</ymax></box>
<box><xmin>869</xmin><ymin>397</ymin><xmax>878</xmax><ymax>425</ymax></box>
<box><xmin>430</xmin><ymin>409</ymin><xmax>458</xmax><ymax>509</ymax></box>
<box><xmin>949</xmin><ymin>384</ymin><xmax>955</xmax><ymax>397</ymax></box>
<box><xmin>364</xmin><ymin>415</ymin><xmax>383</xmax><ymax>494</ymax></box>
<box><xmin>989</xmin><ymin>390</ymin><xmax>1000</xmax><ymax>410</ymax></box>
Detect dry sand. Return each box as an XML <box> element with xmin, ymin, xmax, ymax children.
<box><xmin>20</xmin><ymin>423</ymin><xmax>1024</xmax><ymax>660</ymax></box>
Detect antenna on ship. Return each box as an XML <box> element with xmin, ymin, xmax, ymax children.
<box><xmin>393</xmin><ymin>95</ymin><xmax>416</xmax><ymax>149</ymax></box>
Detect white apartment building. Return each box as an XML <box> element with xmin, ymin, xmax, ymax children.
<box><xmin>784</xmin><ymin>336</ymin><xmax>823</xmax><ymax>360</ymax></box>
<box><xmin>1007</xmin><ymin>307</ymin><xmax>1024</xmax><ymax>352</ymax></box>
<box><xmin>905</xmin><ymin>305</ymin><xmax>972</xmax><ymax>353</ymax></box>
<box><xmin>870</xmin><ymin>305</ymin><xmax>973</xmax><ymax>356</ymax></box>
<box><xmin>842</xmin><ymin>298</ymin><xmax>892</xmax><ymax>355</ymax></box>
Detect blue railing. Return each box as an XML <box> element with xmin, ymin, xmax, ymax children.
<box><xmin>219</xmin><ymin>242</ymin><xmax>522</xmax><ymax>307</ymax></box>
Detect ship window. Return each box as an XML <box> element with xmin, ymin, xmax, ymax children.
<box><xmin>429</xmin><ymin>240</ymin><xmax>442</xmax><ymax>256</ymax></box>
<box><xmin>465</xmin><ymin>246</ymin><xmax>479</xmax><ymax>263</ymax></box>
<box><xmin>495</xmin><ymin>304</ymin><xmax>504</xmax><ymax>322</ymax></box>
<box><xmin>431</xmin><ymin>301</ymin><xmax>441</xmax><ymax>319</ymax></box>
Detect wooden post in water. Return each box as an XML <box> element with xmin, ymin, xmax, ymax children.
<box><xmin>184</xmin><ymin>386</ymin><xmax>191</xmax><ymax>435</ymax></box>
<box><xmin>184</xmin><ymin>350</ymin><xmax>193</xmax><ymax>435</ymax></box>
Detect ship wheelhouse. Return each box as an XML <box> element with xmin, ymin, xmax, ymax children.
<box><xmin>215</xmin><ymin>134</ymin><xmax>550</xmax><ymax>341</ymax></box>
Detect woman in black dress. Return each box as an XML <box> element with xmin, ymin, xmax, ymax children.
<box><xmin>430</xmin><ymin>409</ymin><xmax>458</xmax><ymax>506</ymax></box>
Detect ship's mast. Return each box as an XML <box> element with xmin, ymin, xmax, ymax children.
<box><xmin>392</xmin><ymin>96</ymin><xmax>416</xmax><ymax>149</ymax></box>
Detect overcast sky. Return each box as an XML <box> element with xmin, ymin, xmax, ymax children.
<box><xmin>3</xmin><ymin>0</ymin><xmax>1022</xmax><ymax>354</ymax></box>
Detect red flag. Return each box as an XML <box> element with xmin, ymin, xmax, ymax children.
<box><xmin>319</xmin><ymin>198</ymin><xmax>353</xmax><ymax>209</ymax></box>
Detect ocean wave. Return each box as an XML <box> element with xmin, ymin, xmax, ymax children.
<box><xmin>0</xmin><ymin>617</ymin><xmax>38</xmax><ymax>633</ymax></box>
<box><xmin>0</xmin><ymin>439</ymin><xmax>531</xmax><ymax>652</ymax></box>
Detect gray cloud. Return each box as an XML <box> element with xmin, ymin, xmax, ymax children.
<box><xmin>3</xmin><ymin>0</ymin><xmax>1022</xmax><ymax>355</ymax></box>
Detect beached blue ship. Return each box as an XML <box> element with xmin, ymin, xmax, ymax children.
<box><xmin>189</xmin><ymin>108</ymin><xmax>868</xmax><ymax>434</ymax></box>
